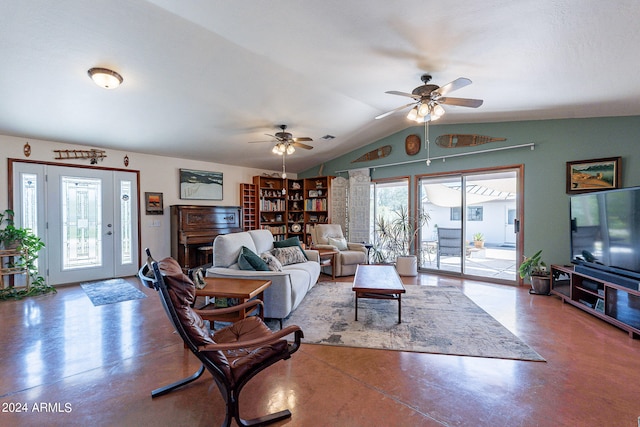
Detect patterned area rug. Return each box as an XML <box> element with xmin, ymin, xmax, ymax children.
<box><xmin>279</xmin><ymin>282</ymin><xmax>545</xmax><ymax>361</ymax></box>
<box><xmin>81</xmin><ymin>278</ymin><xmax>147</xmax><ymax>306</ymax></box>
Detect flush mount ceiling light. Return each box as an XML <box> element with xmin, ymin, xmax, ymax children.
<box><xmin>87</xmin><ymin>67</ymin><xmax>123</xmax><ymax>89</ymax></box>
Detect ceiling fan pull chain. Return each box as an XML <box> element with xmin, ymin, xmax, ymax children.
<box><xmin>425</xmin><ymin>120</ymin><xmax>431</xmax><ymax>166</ymax></box>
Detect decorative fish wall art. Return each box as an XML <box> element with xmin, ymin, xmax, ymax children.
<box><xmin>351</xmin><ymin>145</ymin><xmax>392</xmax><ymax>163</ymax></box>
<box><xmin>435</xmin><ymin>134</ymin><xmax>506</xmax><ymax>148</ymax></box>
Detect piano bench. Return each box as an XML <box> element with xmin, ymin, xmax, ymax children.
<box><xmin>197</xmin><ymin>245</ymin><xmax>214</xmax><ymax>265</ymax></box>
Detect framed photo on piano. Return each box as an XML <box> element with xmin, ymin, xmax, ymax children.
<box><xmin>145</xmin><ymin>192</ymin><xmax>164</xmax><ymax>215</ymax></box>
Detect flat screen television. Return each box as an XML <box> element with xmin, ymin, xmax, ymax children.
<box><xmin>570</xmin><ymin>186</ymin><xmax>640</xmax><ymax>284</ymax></box>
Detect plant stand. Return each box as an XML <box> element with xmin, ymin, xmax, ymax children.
<box><xmin>0</xmin><ymin>249</ymin><xmax>29</xmax><ymax>290</ymax></box>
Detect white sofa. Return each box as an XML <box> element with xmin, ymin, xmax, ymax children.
<box><xmin>206</xmin><ymin>229</ymin><xmax>320</xmax><ymax>322</ymax></box>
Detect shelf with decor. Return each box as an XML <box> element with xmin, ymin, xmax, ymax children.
<box><xmin>250</xmin><ymin>175</ymin><xmax>333</xmax><ymax>244</ymax></box>
<box><xmin>240</xmin><ymin>183</ymin><xmax>258</xmax><ymax>231</ymax></box>
<box><xmin>286</xmin><ymin>179</ymin><xmax>305</xmax><ymax>240</ymax></box>
<box><xmin>253</xmin><ymin>176</ymin><xmax>287</xmax><ymax>241</ymax></box>
<box><xmin>303</xmin><ymin>176</ymin><xmax>332</xmax><ymax>246</ymax></box>
<box><xmin>551</xmin><ymin>264</ymin><xmax>640</xmax><ymax>339</ymax></box>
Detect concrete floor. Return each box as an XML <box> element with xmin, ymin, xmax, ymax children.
<box><xmin>1</xmin><ymin>272</ymin><xmax>639</xmax><ymax>426</ymax></box>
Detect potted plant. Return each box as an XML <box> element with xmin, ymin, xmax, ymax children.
<box><xmin>0</xmin><ymin>209</ymin><xmax>54</xmax><ymax>300</ymax></box>
<box><xmin>0</xmin><ymin>209</ymin><xmax>26</xmax><ymax>249</ymax></box>
<box><xmin>473</xmin><ymin>232</ymin><xmax>485</xmax><ymax>248</ymax></box>
<box><xmin>373</xmin><ymin>206</ymin><xmax>430</xmax><ymax>276</ymax></box>
<box><xmin>518</xmin><ymin>249</ymin><xmax>551</xmax><ymax>295</ymax></box>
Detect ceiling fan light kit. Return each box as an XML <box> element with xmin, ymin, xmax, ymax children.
<box><xmin>87</xmin><ymin>67</ymin><xmax>123</xmax><ymax>89</ymax></box>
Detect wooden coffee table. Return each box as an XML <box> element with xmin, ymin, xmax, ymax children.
<box><xmin>196</xmin><ymin>277</ymin><xmax>272</xmax><ymax>322</ymax></box>
<box><xmin>352</xmin><ymin>264</ymin><xmax>406</xmax><ymax>323</ymax></box>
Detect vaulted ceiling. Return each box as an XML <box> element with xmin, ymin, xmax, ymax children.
<box><xmin>2</xmin><ymin>1</ymin><xmax>640</xmax><ymax>173</ymax></box>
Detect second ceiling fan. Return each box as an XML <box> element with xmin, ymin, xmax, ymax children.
<box><xmin>375</xmin><ymin>74</ymin><xmax>483</xmax><ymax>122</ymax></box>
<box><xmin>249</xmin><ymin>124</ymin><xmax>313</xmax><ymax>155</ymax></box>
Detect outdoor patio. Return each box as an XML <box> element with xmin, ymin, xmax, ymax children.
<box><xmin>421</xmin><ymin>243</ymin><xmax>517</xmax><ymax>281</ymax></box>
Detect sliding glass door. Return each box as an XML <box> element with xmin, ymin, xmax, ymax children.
<box><xmin>418</xmin><ymin>168</ymin><xmax>520</xmax><ymax>282</ymax></box>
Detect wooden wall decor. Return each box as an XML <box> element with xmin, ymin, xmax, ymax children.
<box><xmin>405</xmin><ymin>134</ymin><xmax>420</xmax><ymax>155</ymax></box>
<box><xmin>53</xmin><ymin>149</ymin><xmax>107</xmax><ymax>164</ymax></box>
<box><xmin>435</xmin><ymin>134</ymin><xmax>506</xmax><ymax>148</ymax></box>
<box><xmin>351</xmin><ymin>145</ymin><xmax>392</xmax><ymax>163</ymax></box>
<box><xmin>23</xmin><ymin>142</ymin><xmax>31</xmax><ymax>157</ymax></box>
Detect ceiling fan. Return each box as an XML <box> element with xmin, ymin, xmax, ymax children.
<box><xmin>375</xmin><ymin>74</ymin><xmax>483</xmax><ymax>122</ymax></box>
<box><xmin>249</xmin><ymin>124</ymin><xmax>313</xmax><ymax>155</ymax></box>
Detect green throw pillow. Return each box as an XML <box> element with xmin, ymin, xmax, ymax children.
<box><xmin>238</xmin><ymin>246</ymin><xmax>269</xmax><ymax>271</ymax></box>
<box><xmin>273</xmin><ymin>236</ymin><xmax>308</xmax><ymax>260</ymax></box>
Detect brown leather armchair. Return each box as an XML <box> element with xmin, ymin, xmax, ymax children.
<box><xmin>138</xmin><ymin>250</ymin><xmax>303</xmax><ymax>427</ymax></box>
<box><xmin>310</xmin><ymin>224</ymin><xmax>367</xmax><ymax>276</ymax></box>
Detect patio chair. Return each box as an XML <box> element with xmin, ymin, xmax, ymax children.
<box><xmin>138</xmin><ymin>249</ymin><xmax>304</xmax><ymax>427</ymax></box>
<box><xmin>436</xmin><ymin>227</ymin><xmax>462</xmax><ymax>268</ymax></box>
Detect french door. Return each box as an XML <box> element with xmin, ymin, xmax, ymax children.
<box><xmin>11</xmin><ymin>161</ymin><xmax>139</xmax><ymax>285</ymax></box>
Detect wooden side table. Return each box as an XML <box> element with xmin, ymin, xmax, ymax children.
<box><xmin>316</xmin><ymin>249</ymin><xmax>338</xmax><ymax>280</ymax></box>
<box><xmin>0</xmin><ymin>249</ymin><xmax>29</xmax><ymax>290</ymax></box>
<box><xmin>196</xmin><ymin>277</ymin><xmax>272</xmax><ymax>322</ymax></box>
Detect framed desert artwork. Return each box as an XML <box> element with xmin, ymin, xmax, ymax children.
<box><xmin>145</xmin><ymin>192</ymin><xmax>164</xmax><ymax>215</ymax></box>
<box><xmin>566</xmin><ymin>157</ymin><xmax>621</xmax><ymax>194</ymax></box>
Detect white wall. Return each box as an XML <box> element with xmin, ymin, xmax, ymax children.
<box><xmin>0</xmin><ymin>134</ymin><xmax>284</xmax><ymax>262</ymax></box>
<box><xmin>423</xmin><ymin>199</ymin><xmax>515</xmax><ymax>245</ymax></box>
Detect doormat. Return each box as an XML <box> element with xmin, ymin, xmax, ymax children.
<box><xmin>274</xmin><ymin>282</ymin><xmax>545</xmax><ymax>362</ymax></box>
<box><xmin>81</xmin><ymin>278</ymin><xmax>147</xmax><ymax>306</ymax></box>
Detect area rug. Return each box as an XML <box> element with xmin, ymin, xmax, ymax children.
<box><xmin>81</xmin><ymin>278</ymin><xmax>147</xmax><ymax>306</ymax></box>
<box><xmin>278</xmin><ymin>282</ymin><xmax>545</xmax><ymax>361</ymax></box>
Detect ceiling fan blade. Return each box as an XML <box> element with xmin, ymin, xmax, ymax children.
<box><xmin>438</xmin><ymin>97</ymin><xmax>484</xmax><ymax>108</ymax></box>
<box><xmin>293</xmin><ymin>137</ymin><xmax>313</xmax><ymax>142</ymax></box>
<box><xmin>265</xmin><ymin>133</ymin><xmax>286</xmax><ymax>141</ymax></box>
<box><xmin>248</xmin><ymin>140</ymin><xmax>272</xmax><ymax>144</ymax></box>
<box><xmin>375</xmin><ymin>102</ymin><xmax>416</xmax><ymax>119</ymax></box>
<box><xmin>436</xmin><ymin>77</ymin><xmax>472</xmax><ymax>96</ymax></box>
<box><xmin>293</xmin><ymin>142</ymin><xmax>313</xmax><ymax>150</ymax></box>
<box><xmin>386</xmin><ymin>90</ymin><xmax>421</xmax><ymax>99</ymax></box>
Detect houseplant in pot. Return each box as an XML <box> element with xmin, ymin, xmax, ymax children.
<box><xmin>0</xmin><ymin>209</ymin><xmax>54</xmax><ymax>300</ymax></box>
<box><xmin>473</xmin><ymin>232</ymin><xmax>485</xmax><ymax>248</ymax></box>
<box><xmin>518</xmin><ymin>249</ymin><xmax>551</xmax><ymax>295</ymax></box>
<box><xmin>373</xmin><ymin>206</ymin><xmax>430</xmax><ymax>276</ymax></box>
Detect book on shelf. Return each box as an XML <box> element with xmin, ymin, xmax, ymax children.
<box><xmin>305</xmin><ymin>198</ymin><xmax>327</xmax><ymax>211</ymax></box>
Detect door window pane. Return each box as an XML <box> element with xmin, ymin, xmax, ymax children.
<box><xmin>120</xmin><ymin>180</ymin><xmax>132</xmax><ymax>265</ymax></box>
<box><xmin>370</xmin><ymin>179</ymin><xmax>409</xmax><ymax>263</ymax></box>
<box><xmin>21</xmin><ymin>173</ymin><xmax>38</xmax><ymax>233</ymax></box>
<box><xmin>420</xmin><ymin>175</ymin><xmax>463</xmax><ymax>273</ymax></box>
<box><xmin>62</xmin><ymin>176</ymin><xmax>102</xmax><ymax>270</ymax></box>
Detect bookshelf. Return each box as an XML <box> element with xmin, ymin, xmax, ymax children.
<box><xmin>249</xmin><ymin>175</ymin><xmax>333</xmax><ymax>243</ymax></box>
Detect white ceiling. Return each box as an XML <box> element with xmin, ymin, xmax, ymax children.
<box><xmin>2</xmin><ymin>0</ymin><xmax>640</xmax><ymax>173</ymax></box>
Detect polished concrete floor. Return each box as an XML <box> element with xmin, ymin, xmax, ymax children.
<box><xmin>1</xmin><ymin>272</ymin><xmax>640</xmax><ymax>427</ymax></box>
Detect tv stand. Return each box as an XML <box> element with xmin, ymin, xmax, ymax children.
<box><xmin>551</xmin><ymin>265</ymin><xmax>640</xmax><ymax>339</ymax></box>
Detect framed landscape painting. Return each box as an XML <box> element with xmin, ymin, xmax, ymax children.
<box><xmin>180</xmin><ymin>169</ymin><xmax>223</xmax><ymax>200</ymax></box>
<box><xmin>566</xmin><ymin>157</ymin><xmax>621</xmax><ymax>194</ymax></box>
<box><xmin>145</xmin><ymin>192</ymin><xmax>164</xmax><ymax>215</ymax></box>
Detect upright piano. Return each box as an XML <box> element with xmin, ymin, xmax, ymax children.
<box><xmin>170</xmin><ymin>205</ymin><xmax>242</xmax><ymax>270</ymax></box>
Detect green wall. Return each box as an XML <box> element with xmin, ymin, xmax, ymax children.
<box><xmin>300</xmin><ymin>116</ymin><xmax>640</xmax><ymax>266</ymax></box>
